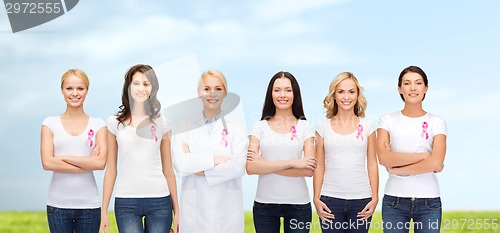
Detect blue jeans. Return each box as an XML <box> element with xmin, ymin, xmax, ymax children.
<box><xmin>382</xmin><ymin>195</ymin><xmax>442</xmax><ymax>233</ymax></box>
<box><xmin>253</xmin><ymin>201</ymin><xmax>312</xmax><ymax>233</ymax></box>
<box><xmin>46</xmin><ymin>206</ymin><xmax>100</xmax><ymax>233</ymax></box>
<box><xmin>114</xmin><ymin>196</ymin><xmax>173</xmax><ymax>233</ymax></box>
<box><xmin>319</xmin><ymin>196</ymin><xmax>372</xmax><ymax>233</ymax></box>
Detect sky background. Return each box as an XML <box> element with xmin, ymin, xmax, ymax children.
<box><xmin>1</xmin><ymin>0</ymin><xmax>499</xmax><ymax>211</ymax></box>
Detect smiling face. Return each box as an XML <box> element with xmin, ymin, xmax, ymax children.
<box><xmin>198</xmin><ymin>74</ymin><xmax>226</xmax><ymax>111</ymax></box>
<box><xmin>398</xmin><ymin>71</ymin><xmax>428</xmax><ymax>104</ymax></box>
<box><xmin>129</xmin><ymin>72</ymin><xmax>152</xmax><ymax>103</ymax></box>
<box><xmin>61</xmin><ymin>74</ymin><xmax>88</xmax><ymax>108</ymax></box>
<box><xmin>272</xmin><ymin>77</ymin><xmax>294</xmax><ymax>110</ymax></box>
<box><xmin>334</xmin><ymin>78</ymin><xmax>358</xmax><ymax>113</ymax></box>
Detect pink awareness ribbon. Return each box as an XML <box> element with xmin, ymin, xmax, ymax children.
<box><xmin>290</xmin><ymin>126</ymin><xmax>298</xmax><ymax>141</ymax></box>
<box><xmin>151</xmin><ymin>125</ymin><xmax>158</xmax><ymax>142</ymax></box>
<box><xmin>421</xmin><ymin>121</ymin><xmax>429</xmax><ymax>140</ymax></box>
<box><xmin>356</xmin><ymin>125</ymin><xmax>364</xmax><ymax>141</ymax></box>
<box><xmin>86</xmin><ymin>129</ymin><xmax>94</xmax><ymax>147</ymax></box>
<box><xmin>221</xmin><ymin>128</ymin><xmax>228</xmax><ymax>147</ymax></box>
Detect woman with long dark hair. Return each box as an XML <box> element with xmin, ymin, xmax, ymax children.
<box><xmin>246</xmin><ymin>71</ymin><xmax>316</xmax><ymax>233</ymax></box>
<box><xmin>100</xmin><ymin>64</ymin><xmax>179</xmax><ymax>233</ymax></box>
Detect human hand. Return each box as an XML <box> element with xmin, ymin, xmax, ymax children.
<box><xmin>91</xmin><ymin>144</ymin><xmax>101</xmax><ymax>157</ymax></box>
<box><xmin>357</xmin><ymin>199</ymin><xmax>378</xmax><ymax>220</ymax></box>
<box><xmin>171</xmin><ymin>212</ymin><xmax>179</xmax><ymax>233</ymax></box>
<box><xmin>314</xmin><ymin>198</ymin><xmax>334</xmax><ymax>222</ymax></box>
<box><xmin>246</xmin><ymin>150</ymin><xmax>263</xmax><ymax>162</ymax></box>
<box><xmin>293</xmin><ymin>157</ymin><xmax>317</xmax><ymax>170</ymax></box>
<box><xmin>214</xmin><ymin>155</ymin><xmax>231</xmax><ymax>166</ymax></box>
<box><xmin>99</xmin><ymin>212</ymin><xmax>110</xmax><ymax>233</ymax></box>
<box><xmin>182</xmin><ymin>143</ymin><xmax>190</xmax><ymax>154</ymax></box>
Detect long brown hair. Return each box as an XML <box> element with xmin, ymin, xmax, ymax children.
<box><xmin>116</xmin><ymin>64</ymin><xmax>161</xmax><ymax>126</ymax></box>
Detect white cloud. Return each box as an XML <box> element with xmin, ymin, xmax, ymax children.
<box><xmin>252</xmin><ymin>0</ymin><xmax>346</xmax><ymax>21</ymax></box>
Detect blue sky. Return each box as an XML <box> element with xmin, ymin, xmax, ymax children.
<box><xmin>1</xmin><ymin>0</ymin><xmax>499</xmax><ymax>211</ymax></box>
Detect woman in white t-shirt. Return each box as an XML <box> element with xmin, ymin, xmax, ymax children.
<box><xmin>313</xmin><ymin>72</ymin><xmax>379</xmax><ymax>233</ymax></box>
<box><xmin>40</xmin><ymin>69</ymin><xmax>107</xmax><ymax>233</ymax></box>
<box><xmin>172</xmin><ymin>70</ymin><xmax>247</xmax><ymax>233</ymax></box>
<box><xmin>99</xmin><ymin>64</ymin><xmax>179</xmax><ymax>233</ymax></box>
<box><xmin>377</xmin><ymin>66</ymin><xmax>447</xmax><ymax>233</ymax></box>
<box><xmin>246</xmin><ymin>71</ymin><xmax>317</xmax><ymax>233</ymax></box>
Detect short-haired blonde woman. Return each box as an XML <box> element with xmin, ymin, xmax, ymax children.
<box><xmin>40</xmin><ymin>69</ymin><xmax>107</xmax><ymax>233</ymax></box>
<box><xmin>172</xmin><ymin>69</ymin><xmax>247</xmax><ymax>233</ymax></box>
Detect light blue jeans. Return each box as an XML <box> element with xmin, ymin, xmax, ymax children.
<box><xmin>46</xmin><ymin>205</ymin><xmax>100</xmax><ymax>233</ymax></box>
<box><xmin>382</xmin><ymin>195</ymin><xmax>442</xmax><ymax>233</ymax></box>
<box><xmin>114</xmin><ymin>195</ymin><xmax>173</xmax><ymax>233</ymax></box>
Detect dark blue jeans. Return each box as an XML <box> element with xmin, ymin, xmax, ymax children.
<box><xmin>114</xmin><ymin>195</ymin><xmax>173</xmax><ymax>233</ymax></box>
<box><xmin>46</xmin><ymin>206</ymin><xmax>100</xmax><ymax>233</ymax></box>
<box><xmin>319</xmin><ymin>196</ymin><xmax>372</xmax><ymax>233</ymax></box>
<box><xmin>382</xmin><ymin>195</ymin><xmax>442</xmax><ymax>233</ymax></box>
<box><xmin>253</xmin><ymin>201</ymin><xmax>312</xmax><ymax>233</ymax></box>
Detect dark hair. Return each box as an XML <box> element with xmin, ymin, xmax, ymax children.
<box><xmin>116</xmin><ymin>64</ymin><xmax>161</xmax><ymax>126</ymax></box>
<box><xmin>398</xmin><ymin>65</ymin><xmax>429</xmax><ymax>101</ymax></box>
<box><xmin>261</xmin><ymin>71</ymin><xmax>306</xmax><ymax>120</ymax></box>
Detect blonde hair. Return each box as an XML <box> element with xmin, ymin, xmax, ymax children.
<box><xmin>323</xmin><ymin>72</ymin><xmax>367</xmax><ymax>118</ymax></box>
<box><xmin>198</xmin><ymin>69</ymin><xmax>228</xmax><ymax>92</ymax></box>
<box><xmin>60</xmin><ymin>69</ymin><xmax>90</xmax><ymax>89</ymax></box>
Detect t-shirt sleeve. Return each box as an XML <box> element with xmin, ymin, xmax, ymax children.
<box><xmin>106</xmin><ymin>115</ymin><xmax>119</xmax><ymax>135</ymax></box>
<box><xmin>249</xmin><ymin>121</ymin><xmax>263</xmax><ymax>139</ymax></box>
<box><xmin>303</xmin><ymin>120</ymin><xmax>315</xmax><ymax>139</ymax></box>
<box><xmin>316</xmin><ymin>119</ymin><xmax>325</xmax><ymax>138</ymax></box>
<box><xmin>42</xmin><ymin>117</ymin><xmax>53</xmax><ymax>130</ymax></box>
<box><xmin>378</xmin><ymin>114</ymin><xmax>390</xmax><ymax>131</ymax></box>
<box><xmin>94</xmin><ymin>118</ymin><xmax>106</xmax><ymax>131</ymax></box>
<box><xmin>158</xmin><ymin>115</ymin><xmax>172</xmax><ymax>136</ymax></box>
<box><xmin>433</xmin><ymin>115</ymin><xmax>447</xmax><ymax>136</ymax></box>
<box><xmin>366</xmin><ymin>117</ymin><xmax>376</xmax><ymax>136</ymax></box>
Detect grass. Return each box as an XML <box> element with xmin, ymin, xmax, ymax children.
<box><xmin>1</xmin><ymin>211</ymin><xmax>499</xmax><ymax>232</ymax></box>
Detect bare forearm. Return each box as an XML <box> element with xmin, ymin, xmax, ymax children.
<box><xmin>101</xmin><ymin>170</ymin><xmax>117</xmax><ymax>213</ymax></box>
<box><xmin>380</xmin><ymin>151</ymin><xmax>427</xmax><ymax>168</ymax></box>
<box><xmin>367</xmin><ymin>164</ymin><xmax>379</xmax><ymax>200</ymax></box>
<box><xmin>275</xmin><ymin>168</ymin><xmax>313</xmax><ymax>177</ymax></box>
<box><xmin>313</xmin><ymin>166</ymin><xmax>325</xmax><ymax>199</ymax></box>
<box><xmin>390</xmin><ymin>157</ymin><xmax>443</xmax><ymax>175</ymax></box>
<box><xmin>42</xmin><ymin>157</ymin><xmax>87</xmax><ymax>173</ymax></box>
<box><xmin>246</xmin><ymin>160</ymin><xmax>294</xmax><ymax>175</ymax></box>
<box><xmin>61</xmin><ymin>156</ymin><xmax>105</xmax><ymax>171</ymax></box>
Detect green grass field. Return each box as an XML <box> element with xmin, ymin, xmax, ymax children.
<box><xmin>1</xmin><ymin>211</ymin><xmax>499</xmax><ymax>233</ymax></box>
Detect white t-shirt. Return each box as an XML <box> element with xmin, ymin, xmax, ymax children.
<box><xmin>317</xmin><ymin>117</ymin><xmax>375</xmax><ymax>199</ymax></box>
<box><xmin>249</xmin><ymin>119</ymin><xmax>314</xmax><ymax>204</ymax></box>
<box><xmin>107</xmin><ymin>115</ymin><xmax>171</xmax><ymax>198</ymax></box>
<box><xmin>42</xmin><ymin>116</ymin><xmax>105</xmax><ymax>209</ymax></box>
<box><xmin>378</xmin><ymin>111</ymin><xmax>447</xmax><ymax>198</ymax></box>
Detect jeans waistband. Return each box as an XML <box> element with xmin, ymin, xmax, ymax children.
<box><xmin>385</xmin><ymin>195</ymin><xmax>440</xmax><ymax>201</ymax></box>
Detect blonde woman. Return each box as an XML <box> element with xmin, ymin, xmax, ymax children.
<box><xmin>40</xmin><ymin>69</ymin><xmax>107</xmax><ymax>233</ymax></box>
<box><xmin>313</xmin><ymin>72</ymin><xmax>378</xmax><ymax>233</ymax></box>
<box><xmin>172</xmin><ymin>70</ymin><xmax>247</xmax><ymax>233</ymax></box>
